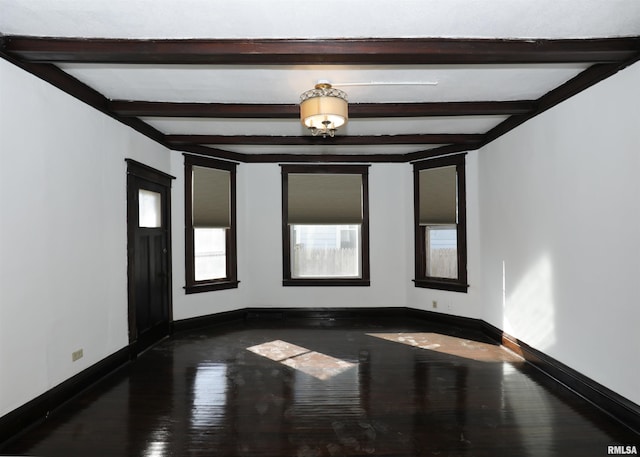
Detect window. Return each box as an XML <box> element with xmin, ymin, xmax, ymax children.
<box><xmin>138</xmin><ymin>189</ymin><xmax>162</xmax><ymax>228</ymax></box>
<box><xmin>291</xmin><ymin>224</ymin><xmax>361</xmax><ymax>278</ymax></box>
<box><xmin>281</xmin><ymin>165</ymin><xmax>370</xmax><ymax>286</ymax></box>
<box><xmin>414</xmin><ymin>154</ymin><xmax>468</xmax><ymax>292</ymax></box>
<box><xmin>184</xmin><ymin>155</ymin><xmax>238</xmax><ymax>293</ymax></box>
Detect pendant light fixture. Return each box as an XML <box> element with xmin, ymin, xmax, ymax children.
<box><xmin>300</xmin><ymin>81</ymin><xmax>348</xmax><ymax>138</ymax></box>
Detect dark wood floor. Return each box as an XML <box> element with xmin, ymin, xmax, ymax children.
<box><xmin>2</xmin><ymin>318</ymin><xmax>638</xmax><ymax>456</ymax></box>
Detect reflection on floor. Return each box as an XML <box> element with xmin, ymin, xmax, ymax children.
<box><xmin>368</xmin><ymin>332</ymin><xmax>523</xmax><ymax>362</ymax></box>
<box><xmin>247</xmin><ymin>339</ymin><xmax>356</xmax><ymax>380</ymax></box>
<box><xmin>3</xmin><ymin>322</ymin><xmax>637</xmax><ymax>457</ymax></box>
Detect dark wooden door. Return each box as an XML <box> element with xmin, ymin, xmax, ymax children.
<box><xmin>126</xmin><ymin>160</ymin><xmax>174</xmax><ymax>355</ymax></box>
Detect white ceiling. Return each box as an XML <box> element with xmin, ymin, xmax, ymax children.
<box><xmin>2</xmin><ymin>0</ymin><xmax>640</xmax><ymax>39</ymax></box>
<box><xmin>142</xmin><ymin>116</ymin><xmax>509</xmax><ymax>136</ymax></box>
<box><xmin>1</xmin><ymin>1</ymin><xmax>639</xmax><ymax>159</ymax></box>
<box><xmin>57</xmin><ymin>63</ymin><xmax>590</xmax><ymax>104</ymax></box>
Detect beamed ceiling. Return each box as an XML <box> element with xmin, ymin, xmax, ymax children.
<box><xmin>1</xmin><ymin>1</ymin><xmax>639</xmax><ymax>163</ymax></box>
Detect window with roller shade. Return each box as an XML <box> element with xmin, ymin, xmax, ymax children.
<box><xmin>281</xmin><ymin>165</ymin><xmax>370</xmax><ymax>286</ymax></box>
<box><xmin>413</xmin><ymin>154</ymin><xmax>468</xmax><ymax>292</ymax></box>
<box><xmin>184</xmin><ymin>155</ymin><xmax>238</xmax><ymax>293</ymax></box>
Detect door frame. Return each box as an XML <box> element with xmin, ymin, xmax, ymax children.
<box><xmin>126</xmin><ymin>159</ymin><xmax>175</xmax><ymax>355</ymax></box>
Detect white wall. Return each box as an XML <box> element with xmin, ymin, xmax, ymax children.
<box><xmin>171</xmin><ymin>155</ymin><xmax>481</xmax><ymax>318</ymax></box>
<box><xmin>171</xmin><ymin>162</ymin><xmax>412</xmax><ymax>318</ymax></box>
<box><xmin>4</xmin><ymin>52</ymin><xmax>639</xmax><ymax>419</ymax></box>
<box><xmin>478</xmin><ymin>61</ymin><xmax>640</xmax><ymax>405</ymax></box>
<box><xmin>0</xmin><ymin>59</ymin><xmax>172</xmax><ymax>417</ymax></box>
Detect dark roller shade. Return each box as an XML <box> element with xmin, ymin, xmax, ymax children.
<box><xmin>288</xmin><ymin>173</ymin><xmax>362</xmax><ymax>224</ymax></box>
<box><xmin>419</xmin><ymin>165</ymin><xmax>457</xmax><ymax>225</ymax></box>
<box><xmin>192</xmin><ymin>166</ymin><xmax>230</xmax><ymax>228</ymax></box>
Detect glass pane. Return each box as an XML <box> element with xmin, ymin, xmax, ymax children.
<box><xmin>194</xmin><ymin>228</ymin><xmax>227</xmax><ymax>281</ymax></box>
<box><xmin>139</xmin><ymin>189</ymin><xmax>161</xmax><ymax>228</ymax></box>
<box><xmin>291</xmin><ymin>224</ymin><xmax>360</xmax><ymax>278</ymax></box>
<box><xmin>426</xmin><ymin>226</ymin><xmax>457</xmax><ymax>279</ymax></box>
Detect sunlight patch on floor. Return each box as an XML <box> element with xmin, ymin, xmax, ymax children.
<box><xmin>247</xmin><ymin>340</ymin><xmax>356</xmax><ymax>380</ymax></box>
<box><xmin>367</xmin><ymin>332</ymin><xmax>523</xmax><ymax>363</ymax></box>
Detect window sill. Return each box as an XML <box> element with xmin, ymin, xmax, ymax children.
<box><xmin>185</xmin><ymin>280</ymin><xmax>240</xmax><ymax>294</ymax></box>
<box><xmin>413</xmin><ymin>279</ymin><xmax>468</xmax><ymax>293</ymax></box>
<box><xmin>283</xmin><ymin>278</ymin><xmax>370</xmax><ymax>287</ymax></box>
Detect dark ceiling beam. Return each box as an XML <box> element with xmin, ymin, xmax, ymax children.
<box><xmin>171</xmin><ymin>144</ymin><xmax>246</xmax><ymax>162</ymax></box>
<box><xmin>406</xmin><ymin>143</ymin><xmax>480</xmax><ymax>162</ymax></box>
<box><xmin>4</xmin><ymin>37</ymin><xmax>640</xmax><ymax>65</ymax></box>
<box><xmin>480</xmin><ymin>55</ymin><xmax>640</xmax><ymax>148</ymax></box>
<box><xmin>3</xmin><ymin>35</ymin><xmax>640</xmax><ymax>165</ymax></box>
<box><xmin>165</xmin><ymin>134</ymin><xmax>483</xmax><ymax>146</ymax></box>
<box><xmin>351</xmin><ymin>101</ymin><xmax>536</xmax><ymax>118</ymax></box>
<box><xmin>243</xmin><ymin>153</ymin><xmax>408</xmax><ymax>163</ymax></box>
<box><xmin>109</xmin><ymin>100</ymin><xmax>536</xmax><ymax>118</ymax></box>
<box><xmin>0</xmin><ymin>50</ymin><xmax>167</xmax><ymax>145</ymax></box>
<box><xmin>110</xmin><ymin>101</ymin><xmax>299</xmax><ymax>118</ymax></box>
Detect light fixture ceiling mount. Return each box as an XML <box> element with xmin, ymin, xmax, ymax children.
<box><xmin>300</xmin><ymin>81</ymin><xmax>348</xmax><ymax>138</ymax></box>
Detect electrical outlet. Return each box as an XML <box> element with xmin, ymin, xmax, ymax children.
<box><xmin>432</xmin><ymin>300</ymin><xmax>438</xmax><ymax>309</ymax></box>
<box><xmin>72</xmin><ymin>349</ymin><xmax>83</xmax><ymax>362</ymax></box>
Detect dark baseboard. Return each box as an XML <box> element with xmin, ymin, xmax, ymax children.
<box><xmin>172</xmin><ymin>308</ymin><xmax>247</xmax><ymax>333</ymax></box>
<box><xmin>3</xmin><ymin>307</ymin><xmax>639</xmax><ymax>446</ymax></box>
<box><xmin>172</xmin><ymin>306</ymin><xmax>479</xmax><ymax>330</ymax></box>
<box><xmin>0</xmin><ymin>346</ymin><xmax>131</xmax><ymax>449</ymax></box>
<box><xmin>481</xmin><ymin>321</ymin><xmax>640</xmax><ymax>435</ymax></box>
<box><xmin>403</xmin><ymin>307</ymin><xmax>482</xmax><ymax>331</ymax></box>
<box><xmin>134</xmin><ymin>321</ymin><xmax>172</xmax><ymax>356</ymax></box>
<box><xmin>236</xmin><ymin>306</ymin><xmax>479</xmax><ymax>327</ymax></box>
<box><xmin>172</xmin><ymin>307</ymin><xmax>413</xmax><ymax>331</ymax></box>
<box><xmin>245</xmin><ymin>306</ymin><xmax>407</xmax><ymax>321</ymax></box>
